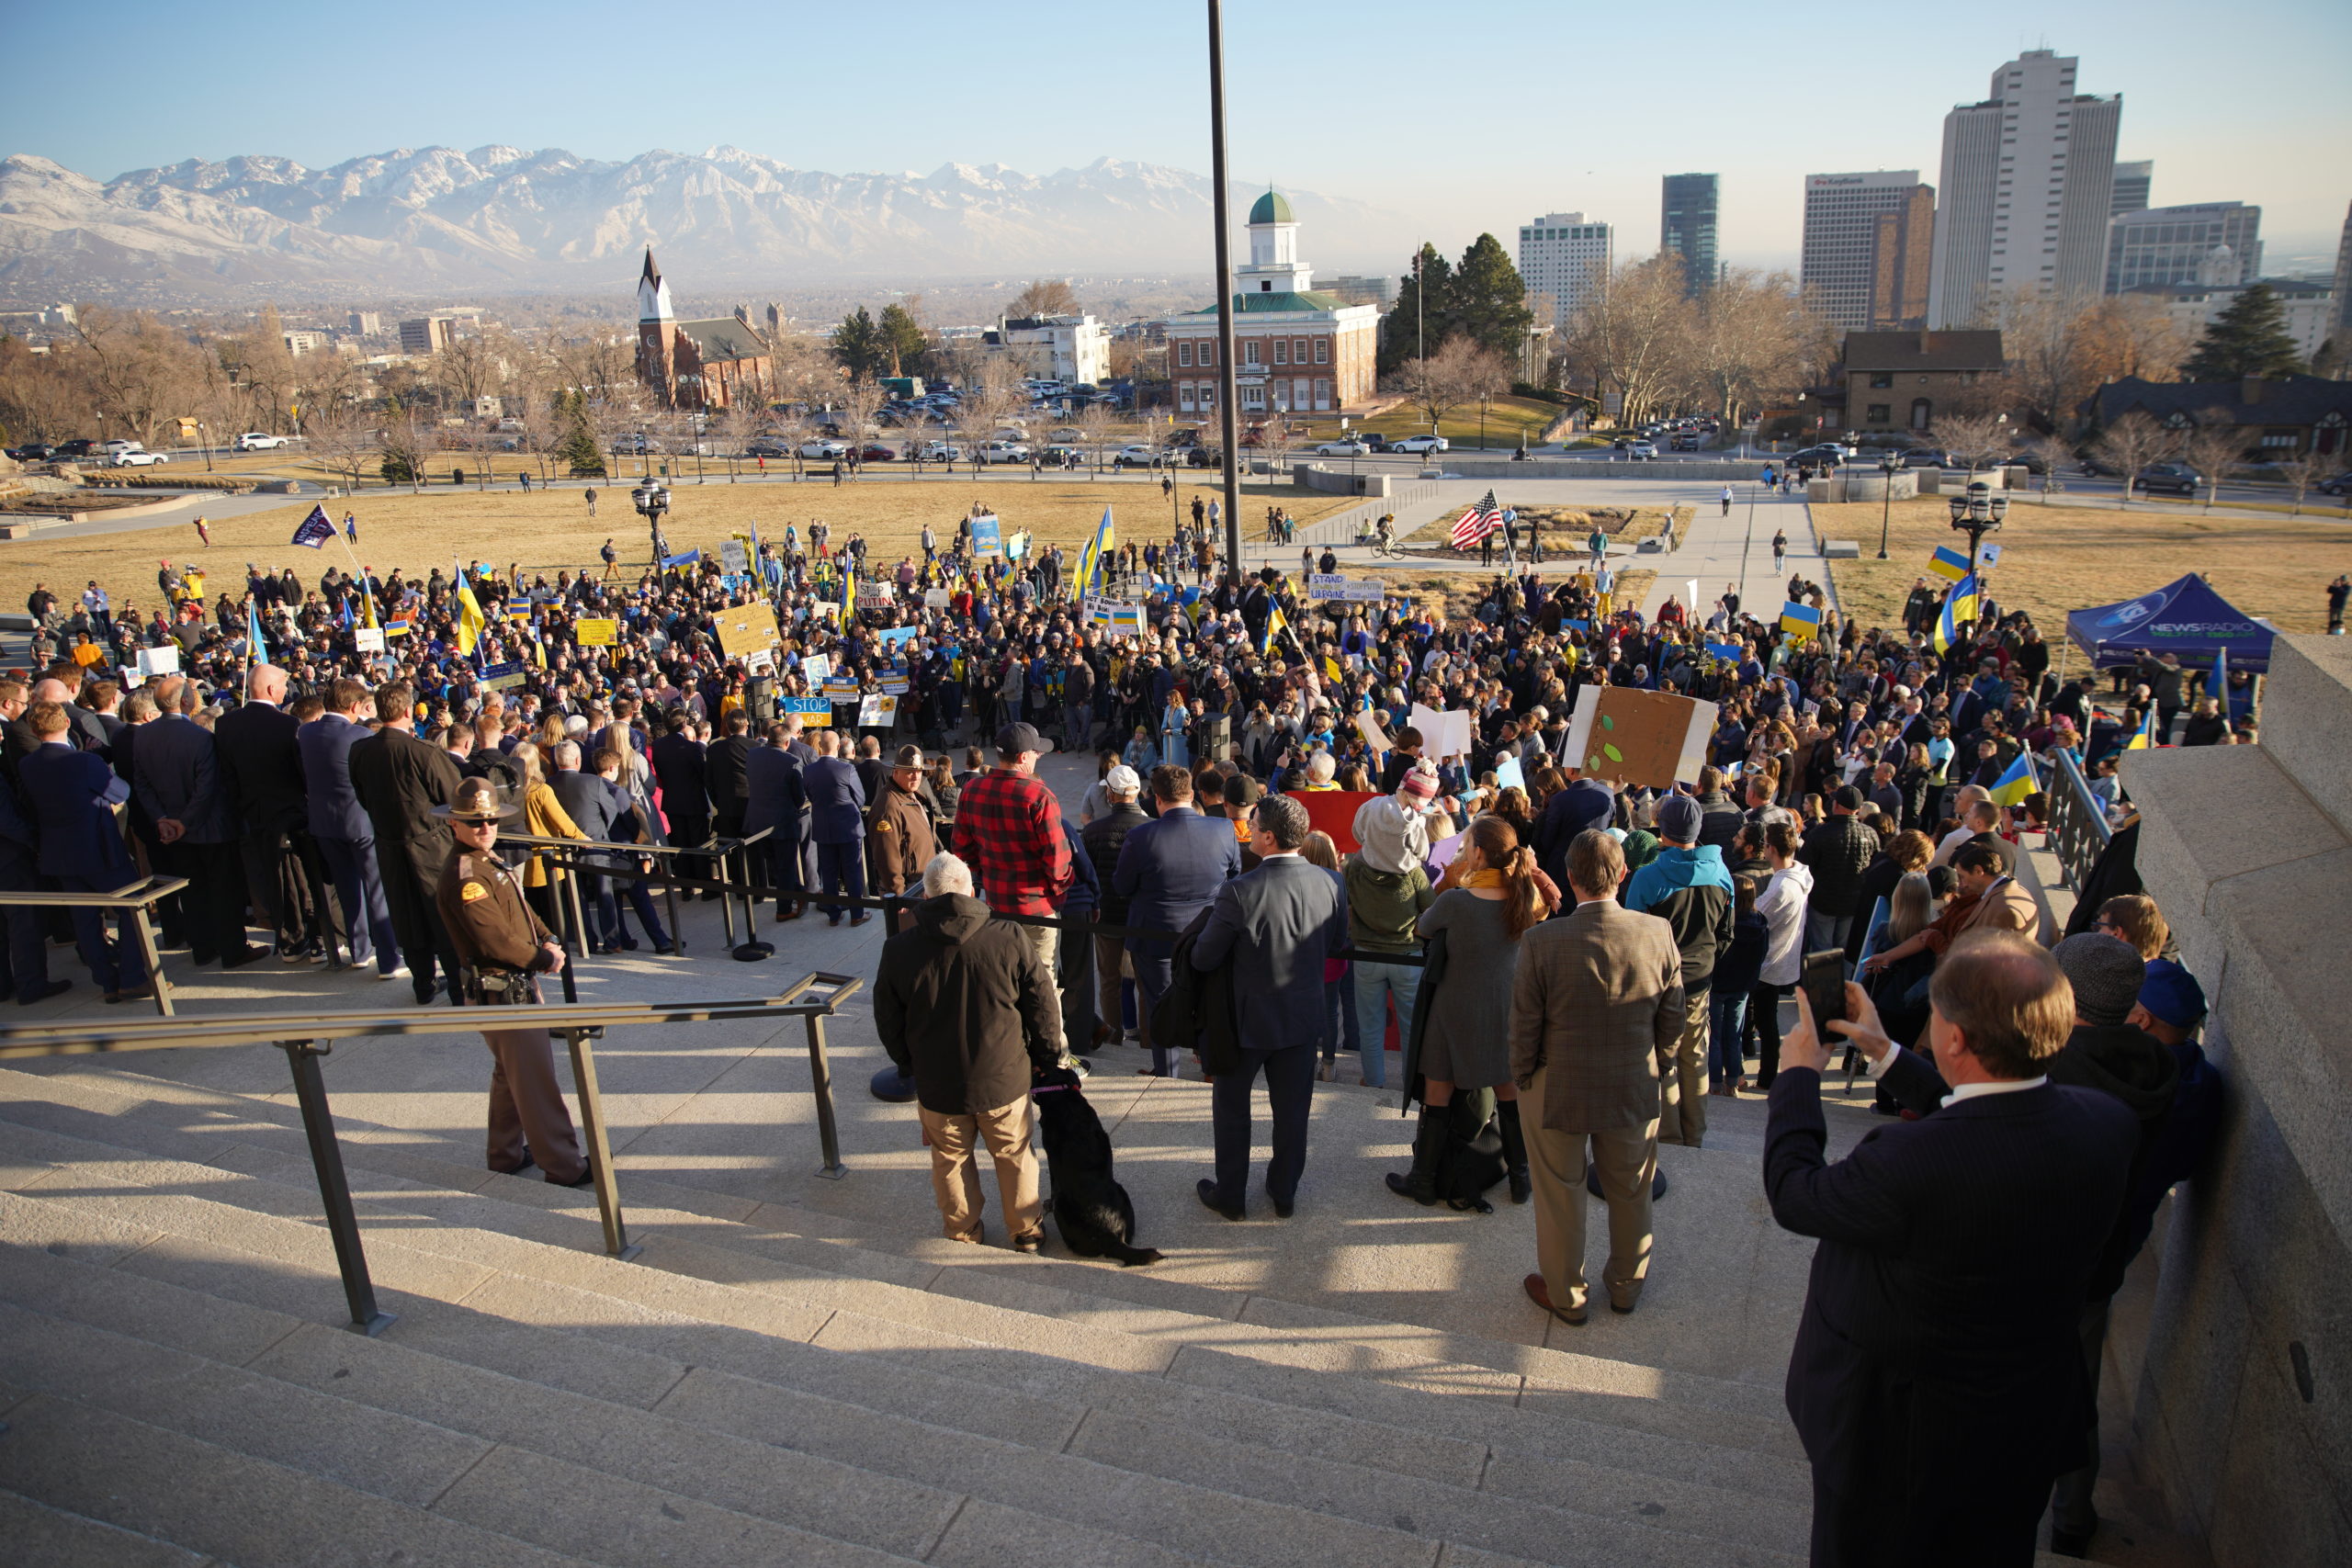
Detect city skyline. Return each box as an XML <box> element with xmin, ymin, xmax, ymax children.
<box><xmin>3</xmin><ymin>0</ymin><xmax>2347</xmax><ymax>279</ymax></box>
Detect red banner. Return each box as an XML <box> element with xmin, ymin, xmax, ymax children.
<box><xmin>1293</xmin><ymin>789</ymin><xmax>1381</xmax><ymax>853</ymax></box>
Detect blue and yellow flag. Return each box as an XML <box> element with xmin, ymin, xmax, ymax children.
<box><xmin>1077</xmin><ymin>506</ymin><xmax>1113</xmax><ymax>593</ymax></box>
<box><xmin>453</xmin><ymin>558</ymin><xmax>487</xmax><ymax>657</ymax></box>
<box><xmin>1927</xmin><ymin>545</ymin><xmax>1971</xmax><ymax>582</ymax></box>
<box><xmin>2125</xmin><ymin>707</ymin><xmax>2159</xmax><ymax>750</ymax></box>
<box><xmin>1779</xmin><ymin>601</ymin><xmax>1822</xmax><ymax>640</ymax></box>
<box><xmin>1262</xmin><ymin>603</ymin><xmax>1289</xmax><ymax>657</ymax></box>
<box><xmin>1986</xmin><ymin>750</ymin><xmax>2037</xmax><ymax>807</ymax></box>
<box><xmin>1933</xmin><ymin>573</ymin><xmax>1979</xmax><ymax>654</ymax></box>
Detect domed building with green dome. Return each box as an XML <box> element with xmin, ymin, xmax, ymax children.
<box><xmin>1164</xmin><ymin>186</ymin><xmax>1380</xmax><ymax>423</ymax></box>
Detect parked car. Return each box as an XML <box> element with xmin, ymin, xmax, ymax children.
<box><xmin>978</xmin><ymin>440</ymin><xmax>1031</xmax><ymax>464</ymax></box>
<box><xmin>98</xmin><ymin>438</ymin><xmax>141</xmax><ymax>456</ymax></box>
<box><xmin>857</xmin><ymin>444</ymin><xmax>898</xmax><ymax>462</ymax></box>
<box><xmin>1112</xmin><ymin>445</ymin><xmax>1159</xmax><ymax>468</ymax></box>
<box><xmin>109</xmin><ymin>448</ymin><xmax>170</xmax><ymax>467</ymax></box>
<box><xmin>5</xmin><ymin>443</ymin><xmax>56</xmax><ymax>462</ymax></box>
<box><xmin>915</xmin><ymin>441</ymin><xmax>965</xmax><ymax>462</ymax></box>
<box><xmin>1790</xmin><ymin>444</ymin><xmax>1847</xmax><ymax>468</ymax></box>
<box><xmin>52</xmin><ymin>438</ymin><xmax>98</xmax><ymax>457</ymax></box>
<box><xmin>232</xmin><ymin>432</ymin><xmax>290</xmax><ymax>452</ymax></box>
<box><xmin>1669</xmin><ymin>434</ymin><xmax>1702</xmax><ymax>450</ymax></box>
<box><xmin>798</xmin><ymin>439</ymin><xmax>848</xmax><ymax>460</ymax></box>
<box><xmin>744</xmin><ymin>441</ymin><xmax>790</xmax><ymax>458</ymax></box>
<box><xmin>1901</xmin><ymin>450</ymin><xmax>1953</xmax><ymax>468</ymax></box>
<box><xmin>2000</xmin><ymin>452</ymin><xmax>2049</xmax><ymax>475</ymax></box>
<box><xmin>2133</xmin><ymin>463</ymin><xmax>2202</xmax><ymax>497</ymax></box>
<box><xmin>2313</xmin><ymin>471</ymin><xmax>2352</xmax><ymax>497</ymax></box>
<box><xmin>1315</xmin><ymin>438</ymin><xmax>1373</xmax><ymax>457</ymax></box>
<box><xmin>1390</xmin><ymin>434</ymin><xmax>1449</xmax><ymax>454</ymax></box>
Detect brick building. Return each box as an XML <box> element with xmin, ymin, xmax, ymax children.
<box><xmin>1163</xmin><ymin>189</ymin><xmax>1379</xmax><ymax>420</ymax></box>
<box><xmin>635</xmin><ymin>248</ymin><xmax>775</xmax><ymax>412</ymax></box>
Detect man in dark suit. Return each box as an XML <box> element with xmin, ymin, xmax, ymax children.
<box><xmin>132</xmin><ymin>676</ymin><xmax>263</xmax><ymax>967</ymax></box>
<box><xmin>550</xmin><ymin>739</ymin><xmax>673</xmax><ymax>953</ymax></box>
<box><xmin>804</xmin><ymin>728</ymin><xmax>869</xmax><ymax>925</ymax></box>
<box><xmin>649</xmin><ymin>709</ymin><xmax>715</xmax><ymax>897</ymax></box>
<box><xmin>348</xmin><ymin>680</ymin><xmax>466</xmax><ymax>1005</ymax></box>
<box><xmin>1769</xmin><ymin>929</ymin><xmax>2139</xmax><ymax>1567</ymax></box>
<box><xmin>0</xmin><ymin>724</ymin><xmax>68</xmax><ymax>1005</ymax></box>
<box><xmin>1189</xmin><ymin>794</ymin><xmax>1345</xmax><ymax>1219</ymax></box>
<box><xmin>300</xmin><ymin>677</ymin><xmax>401</xmax><ymax>979</ymax></box>
<box><xmin>743</xmin><ymin>723</ymin><xmax>808</xmax><ymax>919</ymax></box>
<box><xmin>707</xmin><ymin>708</ymin><xmax>753</xmax><ymax>843</ymax></box>
<box><xmin>1113</xmin><ymin>763</ymin><xmax>1240</xmax><ymax>1077</ymax></box>
<box><xmin>17</xmin><ymin>701</ymin><xmax>148</xmax><ymax>1002</ymax></box>
<box><xmin>216</xmin><ymin>663</ymin><xmax>326</xmax><ymax>963</ymax></box>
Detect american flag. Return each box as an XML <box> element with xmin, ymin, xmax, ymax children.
<box><xmin>1450</xmin><ymin>490</ymin><xmax>1503</xmax><ymax>548</ymax></box>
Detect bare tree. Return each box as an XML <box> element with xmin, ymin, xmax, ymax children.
<box><xmin>1395</xmin><ymin>335</ymin><xmax>1505</xmax><ymax>435</ymax></box>
<box><xmin>583</xmin><ymin>388</ymin><xmax>647</xmax><ymax>482</ymax></box>
<box><xmin>2093</xmin><ymin>412</ymin><xmax>2173</xmax><ymax>509</ymax></box>
<box><xmin>2022</xmin><ymin>433</ymin><xmax>2075</xmax><ymax>502</ymax></box>
<box><xmin>2174</xmin><ymin>412</ymin><xmax>2246</xmax><ymax>513</ymax></box>
<box><xmin>1077</xmin><ymin>400</ymin><xmax>1115</xmax><ymax>477</ymax></box>
<box><xmin>2273</xmin><ymin>450</ymin><xmax>2325</xmax><ymax>516</ymax></box>
<box><xmin>1009</xmin><ymin>279</ymin><xmax>1080</xmax><ymax>319</ymax></box>
<box><xmin>767</xmin><ymin>407</ymin><xmax>812</xmax><ymax>479</ymax></box>
<box><xmin>306</xmin><ymin>403</ymin><xmax>379</xmax><ymax>493</ymax></box>
<box><xmin>1937</xmin><ymin>412</ymin><xmax>2014</xmax><ymax>480</ymax></box>
<box><xmin>1557</xmin><ymin>253</ymin><xmax>1690</xmax><ymax>428</ymax></box>
<box><xmin>377</xmin><ymin>409</ymin><xmax>432</xmax><ymax>493</ymax></box>
<box><xmin>716</xmin><ymin>401</ymin><xmax>761</xmax><ymax>481</ymax></box>
<box><xmin>70</xmin><ymin>307</ymin><xmax>211</xmax><ymax>448</ymax></box>
<box><xmin>510</xmin><ymin>389</ymin><xmax>560</xmax><ymax>484</ymax></box>
<box><xmin>1679</xmin><ymin>268</ymin><xmax>1825</xmax><ymax>428</ymax></box>
<box><xmin>834</xmin><ymin>378</ymin><xmax>886</xmax><ymax>466</ymax></box>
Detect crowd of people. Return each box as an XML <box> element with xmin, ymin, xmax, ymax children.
<box><xmin>5</xmin><ymin>489</ymin><xmax>2245</xmax><ymax>1566</ymax></box>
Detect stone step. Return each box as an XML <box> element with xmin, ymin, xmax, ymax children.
<box><xmin>0</xmin><ymin>1487</ymin><xmax>216</xmax><ymax>1568</ymax></box>
<box><xmin>0</xmin><ymin>1066</ymin><xmax>1804</xmax><ymax>1457</ymax></box>
<box><xmin>0</xmin><ymin>1393</ymin><xmax>603</xmax><ymax>1568</ymax></box>
<box><xmin>0</xmin><ymin>1124</ymin><xmax>1813</xmax><ymax>1564</ymax></box>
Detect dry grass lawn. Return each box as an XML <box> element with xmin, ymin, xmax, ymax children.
<box><xmin>5</xmin><ymin>476</ymin><xmax>1357</xmax><ymax>611</ymax></box>
<box><xmin>1815</xmin><ymin>495</ymin><xmax>2352</xmax><ymax>636</ymax></box>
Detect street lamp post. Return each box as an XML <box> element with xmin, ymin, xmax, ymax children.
<box><xmin>1946</xmin><ymin>479</ymin><xmax>2008</xmax><ymax>641</ymax></box>
<box><xmin>633</xmin><ymin>479</ymin><xmax>671</xmax><ymax>568</ymax></box>
<box><xmin>1876</xmin><ymin>450</ymin><xmax>1902</xmax><ymax>559</ymax></box>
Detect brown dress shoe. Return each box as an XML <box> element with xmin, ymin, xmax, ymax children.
<box><xmin>1523</xmin><ymin>1271</ymin><xmax>1587</xmax><ymax>1325</ymax></box>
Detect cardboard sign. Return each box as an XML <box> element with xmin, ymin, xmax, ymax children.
<box><xmin>573</xmin><ymin>617</ymin><xmax>618</xmax><ymax>647</ymax></box>
<box><xmin>352</xmin><ymin>628</ymin><xmax>386</xmax><ymax>653</ymax></box>
<box><xmin>780</xmin><ymin>695</ymin><xmax>832</xmax><ymax>727</ymax></box>
<box><xmin>969</xmin><ymin>515</ymin><xmax>1003</xmax><ymax>557</ymax></box>
<box><xmin>719</xmin><ymin>537</ymin><xmax>750</xmax><ymax>573</ymax></box>
<box><xmin>1295</xmin><ymin>790</ymin><xmax>1382</xmax><ymax>854</ymax></box>
<box><xmin>135</xmin><ymin>646</ymin><xmax>180</xmax><ymax>677</ymax></box>
<box><xmin>1494</xmin><ymin>754</ymin><xmax>1525</xmax><ymax>793</ymax></box>
<box><xmin>879</xmin><ymin>676</ymin><xmax>910</xmax><ymax>695</ymax></box>
<box><xmin>857</xmin><ymin>585</ymin><xmax>895</xmax><ymax>610</ymax></box>
<box><xmin>857</xmin><ymin>694</ymin><xmax>899</xmax><ymax>727</ymax></box>
<box><xmin>1559</xmin><ymin>688</ymin><xmax>1716</xmax><ymax>790</ymax></box>
<box><xmin>716</xmin><ymin>604</ymin><xmax>782</xmax><ymax>657</ymax></box>
<box><xmin>1408</xmin><ymin>704</ymin><xmax>1474</xmax><ymax>760</ymax></box>
<box><xmin>876</xmin><ymin>626</ymin><xmax>919</xmax><ymax>650</ymax></box>
<box><xmin>799</xmin><ymin>653</ymin><xmax>832</xmax><ymax>683</ymax></box>
<box><xmin>822</xmin><ymin>679</ymin><xmax>862</xmax><ymax>701</ymax></box>
<box><xmin>1307</xmin><ymin>574</ymin><xmax>1385</xmax><ymax>604</ymax></box>
<box><xmin>1352</xmin><ymin>710</ymin><xmax>1391</xmax><ymax>752</ymax></box>
<box><xmin>923</xmin><ymin>587</ymin><xmax>952</xmax><ymax>608</ymax></box>
<box><xmin>479</xmin><ymin>660</ymin><xmax>528</xmax><ymax>693</ymax></box>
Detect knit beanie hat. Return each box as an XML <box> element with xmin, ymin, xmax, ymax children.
<box><xmin>1396</xmin><ymin>760</ymin><xmax>1440</xmax><ymax>805</ymax></box>
<box><xmin>2053</xmin><ymin>933</ymin><xmax>2145</xmax><ymax>1027</ymax></box>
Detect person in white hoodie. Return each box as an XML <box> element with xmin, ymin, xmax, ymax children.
<box><xmin>1750</xmin><ymin>817</ymin><xmax>1813</xmax><ymax>1089</ymax></box>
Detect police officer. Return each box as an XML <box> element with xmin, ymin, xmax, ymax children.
<box><xmin>433</xmin><ymin>776</ymin><xmax>590</xmax><ymax>1186</ymax></box>
<box><xmin>865</xmin><ymin>744</ymin><xmax>939</xmax><ymax>897</ymax></box>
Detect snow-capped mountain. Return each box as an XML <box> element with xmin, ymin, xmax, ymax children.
<box><xmin>0</xmin><ymin>145</ymin><xmax>1410</xmax><ymax>298</ymax></box>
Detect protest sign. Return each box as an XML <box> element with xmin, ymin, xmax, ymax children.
<box><xmin>1408</xmin><ymin>704</ymin><xmax>1474</xmax><ymax>759</ymax></box>
<box><xmin>780</xmin><ymin>695</ymin><xmax>832</xmax><ymax>727</ymax></box>
<box><xmin>1352</xmin><ymin>710</ymin><xmax>1392</xmax><ymax>752</ymax></box>
<box><xmin>715</xmin><ymin>604</ymin><xmax>782</xmax><ymax>658</ymax></box>
<box><xmin>969</xmin><ymin>514</ymin><xmax>1003</xmax><ymax>557</ymax></box>
<box><xmin>857</xmin><ymin>694</ymin><xmax>899</xmax><ymax>727</ymax></box>
<box><xmin>573</xmin><ymin>618</ymin><xmax>618</xmax><ymax>648</ymax></box>
<box><xmin>479</xmin><ymin>660</ymin><xmax>527</xmax><ymax>693</ymax></box>
<box><xmin>923</xmin><ymin>587</ymin><xmax>951</xmax><ymax>608</ymax></box>
<box><xmin>799</xmin><ymin>653</ymin><xmax>832</xmax><ymax>683</ymax></box>
<box><xmin>1560</xmin><ymin>688</ymin><xmax>1716</xmax><ymax>790</ymax></box>
<box><xmin>1306</xmin><ymin>574</ymin><xmax>1385</xmax><ymax>604</ymax></box>
<box><xmin>719</xmin><ymin>538</ymin><xmax>749</xmax><ymax>573</ymax></box>
<box><xmin>1295</xmin><ymin>790</ymin><xmax>1381</xmax><ymax>854</ymax></box>
<box><xmin>352</xmin><ymin>628</ymin><xmax>386</xmax><ymax>653</ymax></box>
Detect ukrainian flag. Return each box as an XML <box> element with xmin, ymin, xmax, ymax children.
<box><xmin>1077</xmin><ymin>506</ymin><xmax>1113</xmax><ymax>593</ymax></box>
<box><xmin>1933</xmin><ymin>573</ymin><xmax>1978</xmax><ymax>654</ymax></box>
<box><xmin>1986</xmin><ymin>750</ymin><xmax>2037</xmax><ymax>807</ymax></box>
<box><xmin>454</xmin><ymin>558</ymin><xmax>487</xmax><ymax>657</ymax></box>
<box><xmin>2125</xmin><ymin>707</ymin><xmax>2159</xmax><ymax>750</ymax></box>
<box><xmin>1263</xmin><ymin>603</ymin><xmax>1290</xmax><ymax>657</ymax></box>
<box><xmin>1780</xmin><ymin>601</ymin><xmax>1822</xmax><ymax>640</ymax></box>
<box><xmin>1928</xmin><ymin>545</ymin><xmax>1971</xmax><ymax>582</ymax></box>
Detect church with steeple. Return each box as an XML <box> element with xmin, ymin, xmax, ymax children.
<box><xmin>634</xmin><ymin>247</ymin><xmax>778</xmax><ymax>412</ymax></box>
<box><xmin>1161</xmin><ymin>187</ymin><xmax>1380</xmax><ymax>420</ymax></box>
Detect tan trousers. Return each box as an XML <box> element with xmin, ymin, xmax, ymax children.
<box><xmin>919</xmin><ymin>1098</ymin><xmax>1042</xmax><ymax>1245</ymax></box>
<box><xmin>1656</xmin><ymin>992</ymin><xmax>1711</xmax><ymax>1148</ymax></box>
<box><xmin>1524</xmin><ymin>1067</ymin><xmax>1657</xmax><ymax>1314</ymax></box>
<box><xmin>483</xmin><ymin>1026</ymin><xmax>586</xmax><ymax>1183</ymax></box>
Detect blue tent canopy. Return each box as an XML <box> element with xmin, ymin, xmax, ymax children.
<box><xmin>2065</xmin><ymin>573</ymin><xmax>2278</xmax><ymax>674</ymax></box>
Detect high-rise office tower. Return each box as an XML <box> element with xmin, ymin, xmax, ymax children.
<box><xmin>1801</xmin><ymin>171</ymin><xmax>1936</xmax><ymax>330</ymax></box>
<box><xmin>2111</xmin><ymin>161</ymin><xmax>2153</xmax><ymax>218</ymax></box>
<box><xmin>2333</xmin><ymin>201</ymin><xmax>2352</xmax><ymax>348</ymax></box>
<box><xmin>2106</xmin><ymin>203</ymin><xmax>2264</xmax><ymax>293</ymax></box>
<box><xmin>1927</xmin><ymin>50</ymin><xmax>2121</xmax><ymax>327</ymax></box>
<box><xmin>1660</xmin><ymin>174</ymin><xmax>1719</xmax><ymax>296</ymax></box>
<box><xmin>1516</xmin><ymin>213</ymin><xmax>1613</xmax><ymax>326</ymax></box>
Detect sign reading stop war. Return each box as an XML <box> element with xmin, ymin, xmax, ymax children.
<box><xmin>573</xmin><ymin>618</ymin><xmax>618</xmax><ymax>647</ymax></box>
<box><xmin>716</xmin><ymin>604</ymin><xmax>782</xmax><ymax>657</ymax></box>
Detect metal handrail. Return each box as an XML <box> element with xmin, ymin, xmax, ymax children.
<box><xmin>0</xmin><ymin>976</ymin><xmax>864</xmax><ymax>1337</ymax></box>
<box><xmin>0</xmin><ymin>874</ymin><xmax>188</xmax><ymax>1015</ymax></box>
<box><xmin>2045</xmin><ymin>747</ymin><xmax>2113</xmax><ymax>893</ymax></box>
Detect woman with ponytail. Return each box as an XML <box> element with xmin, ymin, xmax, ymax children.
<box><xmin>1388</xmin><ymin>813</ymin><xmax>1558</xmax><ymax>1210</ymax></box>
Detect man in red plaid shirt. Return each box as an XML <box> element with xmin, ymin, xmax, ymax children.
<box><xmin>950</xmin><ymin>722</ymin><xmax>1074</xmax><ymax>987</ymax></box>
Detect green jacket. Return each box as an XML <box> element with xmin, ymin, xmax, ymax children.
<box><xmin>1344</xmin><ymin>857</ymin><xmax>1433</xmax><ymax>954</ymax></box>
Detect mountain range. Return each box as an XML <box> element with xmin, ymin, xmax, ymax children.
<box><xmin>0</xmin><ymin>145</ymin><xmax>1413</xmax><ymax>300</ymax></box>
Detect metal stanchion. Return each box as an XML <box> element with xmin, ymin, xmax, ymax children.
<box><xmin>731</xmin><ymin>829</ymin><xmax>775</xmax><ymax>962</ymax></box>
<box><xmin>278</xmin><ymin>1040</ymin><xmax>396</xmax><ymax>1336</ymax></box>
<box><xmin>560</xmin><ymin>1028</ymin><xmax>639</xmax><ymax>1260</ymax></box>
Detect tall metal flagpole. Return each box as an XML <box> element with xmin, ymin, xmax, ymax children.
<box><xmin>1207</xmin><ymin>0</ymin><xmax>1242</xmax><ymax>588</ymax></box>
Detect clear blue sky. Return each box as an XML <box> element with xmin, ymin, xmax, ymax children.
<box><xmin>7</xmin><ymin>0</ymin><xmax>2347</xmax><ymax>268</ymax></box>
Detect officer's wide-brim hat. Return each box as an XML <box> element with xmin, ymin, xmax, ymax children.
<box><xmin>433</xmin><ymin>777</ymin><xmax>524</xmax><ymax>824</ymax></box>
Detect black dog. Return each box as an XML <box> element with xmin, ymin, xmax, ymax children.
<box><xmin>1032</xmin><ymin>1066</ymin><xmax>1162</xmax><ymax>1267</ymax></box>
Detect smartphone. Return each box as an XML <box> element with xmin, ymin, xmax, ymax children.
<box><xmin>1800</xmin><ymin>950</ymin><xmax>1849</xmax><ymax>1033</ymax></box>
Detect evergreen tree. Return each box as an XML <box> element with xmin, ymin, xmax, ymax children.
<box><xmin>1379</xmin><ymin>243</ymin><xmax>1453</xmax><ymax>376</ymax></box>
<box><xmin>831</xmin><ymin>307</ymin><xmax>890</xmax><ymax>379</ymax></box>
<box><xmin>876</xmin><ymin>303</ymin><xmax>930</xmax><ymax>378</ymax></box>
<box><xmin>553</xmin><ymin>390</ymin><xmax>604</xmax><ymax>477</ymax></box>
<box><xmin>1449</xmin><ymin>233</ymin><xmax>1535</xmax><ymax>361</ymax></box>
<box><xmin>2182</xmin><ymin>283</ymin><xmax>2306</xmax><ymax>381</ymax></box>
